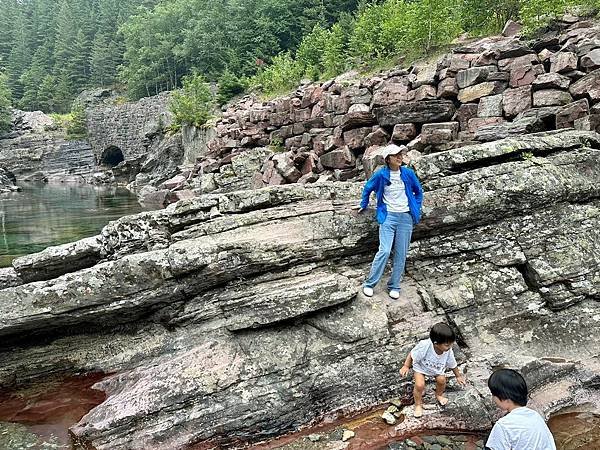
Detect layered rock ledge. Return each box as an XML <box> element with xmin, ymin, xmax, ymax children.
<box><xmin>1</xmin><ymin>129</ymin><xmax>599</xmax><ymax>449</ymax></box>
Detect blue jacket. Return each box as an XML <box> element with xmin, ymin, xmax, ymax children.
<box><xmin>360</xmin><ymin>166</ymin><xmax>424</xmax><ymax>224</ymax></box>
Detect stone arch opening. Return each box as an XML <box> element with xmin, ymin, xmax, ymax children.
<box><xmin>100</xmin><ymin>146</ymin><xmax>125</xmax><ymax>167</ymax></box>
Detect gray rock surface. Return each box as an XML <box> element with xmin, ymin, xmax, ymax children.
<box><xmin>1</xmin><ymin>130</ymin><xmax>599</xmax><ymax>449</ymax></box>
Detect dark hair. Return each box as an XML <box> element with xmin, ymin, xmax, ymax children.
<box><xmin>429</xmin><ymin>322</ymin><xmax>455</xmax><ymax>344</ymax></box>
<box><xmin>488</xmin><ymin>369</ymin><xmax>528</xmax><ymax>406</ymax></box>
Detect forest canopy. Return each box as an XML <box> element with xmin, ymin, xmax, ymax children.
<box><xmin>0</xmin><ymin>0</ymin><xmax>599</xmax><ymax>116</ymax></box>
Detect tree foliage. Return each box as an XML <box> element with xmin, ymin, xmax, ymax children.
<box><xmin>0</xmin><ymin>72</ymin><xmax>11</xmax><ymax>134</ymax></box>
<box><xmin>1</xmin><ymin>0</ymin><xmax>599</xmax><ymax>110</ymax></box>
<box><xmin>0</xmin><ymin>0</ymin><xmax>154</xmax><ymax>113</ymax></box>
<box><xmin>169</xmin><ymin>72</ymin><xmax>215</xmax><ymax>128</ymax></box>
<box><xmin>251</xmin><ymin>0</ymin><xmax>600</xmax><ymax>95</ymax></box>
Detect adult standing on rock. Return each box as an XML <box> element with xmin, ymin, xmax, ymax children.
<box><xmin>358</xmin><ymin>144</ymin><xmax>423</xmax><ymax>299</ymax></box>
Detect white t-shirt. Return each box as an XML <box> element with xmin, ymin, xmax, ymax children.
<box><xmin>383</xmin><ymin>170</ymin><xmax>409</xmax><ymax>213</ymax></box>
<box><xmin>410</xmin><ymin>338</ymin><xmax>457</xmax><ymax>376</ymax></box>
<box><xmin>486</xmin><ymin>407</ymin><xmax>556</xmax><ymax>450</ymax></box>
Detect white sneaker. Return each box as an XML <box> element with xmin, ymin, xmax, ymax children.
<box><xmin>389</xmin><ymin>290</ymin><xmax>400</xmax><ymax>299</ymax></box>
<box><xmin>363</xmin><ymin>286</ymin><xmax>374</xmax><ymax>297</ymax></box>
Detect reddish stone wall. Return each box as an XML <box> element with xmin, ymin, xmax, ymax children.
<box><xmin>199</xmin><ymin>17</ymin><xmax>600</xmax><ymax>189</ymax></box>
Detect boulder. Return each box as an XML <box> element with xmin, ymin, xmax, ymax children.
<box><xmin>569</xmin><ymin>68</ymin><xmax>600</xmax><ymax>101</ymax></box>
<box><xmin>574</xmin><ymin>114</ymin><xmax>600</xmax><ymax>132</ymax></box>
<box><xmin>374</xmin><ymin>100</ymin><xmax>456</xmax><ymax>126</ymax></box>
<box><xmin>550</xmin><ymin>52</ymin><xmax>579</xmax><ymax>73</ymax></box>
<box><xmin>392</xmin><ymin>123</ymin><xmax>417</xmax><ymax>142</ymax></box>
<box><xmin>340</xmin><ymin>111</ymin><xmax>376</xmax><ymax>131</ymax></box>
<box><xmin>532</xmin><ymin>72</ymin><xmax>571</xmax><ymax>91</ymax></box>
<box><xmin>457</xmin><ymin>82</ymin><xmax>507</xmax><ymax>103</ymax></box>
<box><xmin>580</xmin><ymin>48</ymin><xmax>600</xmax><ymax>70</ymax></box>
<box><xmin>343</xmin><ymin>126</ymin><xmax>372</xmax><ymax>150</ymax></box>
<box><xmin>372</xmin><ymin>78</ymin><xmax>410</xmax><ymax>106</ymax></box>
<box><xmin>509</xmin><ymin>63</ymin><xmax>544</xmax><ymax>87</ymax></box>
<box><xmin>477</xmin><ymin>94</ymin><xmax>503</xmax><ymax>118</ymax></box>
<box><xmin>452</xmin><ymin>104</ymin><xmax>479</xmax><ymax>131</ymax></box>
<box><xmin>421</xmin><ymin>122</ymin><xmax>459</xmax><ymax>145</ymax></box>
<box><xmin>364</xmin><ymin>127</ymin><xmax>390</xmax><ymax>148</ymax></box>
<box><xmin>502</xmin><ymin>20</ymin><xmax>522</xmax><ymax>37</ymax></box>
<box><xmin>12</xmin><ymin>237</ymin><xmax>103</xmax><ymax>283</ymax></box>
<box><xmin>555</xmin><ymin>99</ymin><xmax>589</xmax><ymax>129</ymax></box>
<box><xmin>437</xmin><ymin>77</ymin><xmax>459</xmax><ymax>98</ymax></box>
<box><xmin>503</xmin><ymin>86</ymin><xmax>532</xmax><ymax>117</ymax></box>
<box><xmin>456</xmin><ymin>66</ymin><xmax>497</xmax><ymax>89</ymax></box>
<box><xmin>532</xmin><ymin>89</ymin><xmax>573</xmax><ymax>107</ymax></box>
<box><xmin>272</xmin><ymin>153</ymin><xmax>301</xmax><ymax>183</ymax></box>
<box><xmin>320</xmin><ymin>146</ymin><xmax>355</xmax><ymax>169</ymax></box>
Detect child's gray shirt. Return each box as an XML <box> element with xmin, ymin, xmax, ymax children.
<box><xmin>411</xmin><ymin>338</ymin><xmax>457</xmax><ymax>376</ymax></box>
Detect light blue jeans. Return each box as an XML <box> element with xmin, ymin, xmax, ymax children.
<box><xmin>364</xmin><ymin>212</ymin><xmax>413</xmax><ymax>291</ymax></box>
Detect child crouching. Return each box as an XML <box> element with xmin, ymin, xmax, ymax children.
<box><xmin>486</xmin><ymin>368</ymin><xmax>556</xmax><ymax>449</ymax></box>
<box><xmin>400</xmin><ymin>322</ymin><xmax>466</xmax><ymax>418</ymax></box>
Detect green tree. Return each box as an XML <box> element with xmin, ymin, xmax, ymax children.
<box><xmin>169</xmin><ymin>72</ymin><xmax>215</xmax><ymax>128</ymax></box>
<box><xmin>460</xmin><ymin>0</ymin><xmax>520</xmax><ymax>34</ymax></box>
<box><xmin>296</xmin><ymin>25</ymin><xmax>328</xmax><ymax>80</ymax></box>
<box><xmin>6</xmin><ymin>6</ymin><xmax>30</xmax><ymax>100</ymax></box>
<box><xmin>216</xmin><ymin>69</ymin><xmax>247</xmax><ymax>105</ymax></box>
<box><xmin>38</xmin><ymin>74</ymin><xmax>58</xmax><ymax>112</ymax></box>
<box><xmin>66</xmin><ymin>103</ymin><xmax>88</xmax><ymax>139</ymax></box>
<box><xmin>0</xmin><ymin>72</ymin><xmax>12</xmax><ymax>134</ymax></box>
<box><xmin>322</xmin><ymin>23</ymin><xmax>347</xmax><ymax>78</ymax></box>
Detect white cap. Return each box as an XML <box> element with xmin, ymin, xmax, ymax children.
<box><xmin>381</xmin><ymin>144</ymin><xmax>407</xmax><ymax>160</ymax></box>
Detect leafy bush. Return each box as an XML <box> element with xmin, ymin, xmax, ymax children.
<box><xmin>322</xmin><ymin>24</ymin><xmax>347</xmax><ymax>78</ymax></box>
<box><xmin>250</xmin><ymin>52</ymin><xmax>304</xmax><ymax>95</ymax></box>
<box><xmin>0</xmin><ymin>73</ymin><xmax>12</xmax><ymax>134</ymax></box>
<box><xmin>460</xmin><ymin>0</ymin><xmax>520</xmax><ymax>35</ymax></box>
<box><xmin>169</xmin><ymin>72</ymin><xmax>215</xmax><ymax>128</ymax></box>
<box><xmin>296</xmin><ymin>25</ymin><xmax>329</xmax><ymax>80</ymax></box>
<box><xmin>216</xmin><ymin>69</ymin><xmax>247</xmax><ymax>105</ymax></box>
<box><xmin>66</xmin><ymin>104</ymin><xmax>88</xmax><ymax>139</ymax></box>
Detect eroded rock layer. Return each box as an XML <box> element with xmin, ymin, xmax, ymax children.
<box><xmin>0</xmin><ymin>129</ymin><xmax>599</xmax><ymax>449</ymax></box>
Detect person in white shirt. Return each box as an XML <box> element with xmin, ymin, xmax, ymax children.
<box><xmin>400</xmin><ymin>323</ymin><xmax>466</xmax><ymax>418</ymax></box>
<box><xmin>486</xmin><ymin>368</ymin><xmax>556</xmax><ymax>450</ymax></box>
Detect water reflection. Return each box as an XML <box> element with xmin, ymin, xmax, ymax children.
<box><xmin>0</xmin><ymin>182</ymin><xmax>145</xmax><ymax>267</ymax></box>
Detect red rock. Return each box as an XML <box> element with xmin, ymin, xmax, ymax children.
<box><xmin>503</xmin><ymin>86</ymin><xmax>532</xmax><ymax>117</ymax></box>
<box><xmin>392</xmin><ymin>123</ymin><xmax>417</xmax><ymax>141</ymax></box>
<box><xmin>570</xmin><ymin>68</ymin><xmax>600</xmax><ymax>101</ymax></box>
<box><xmin>502</xmin><ymin>20</ymin><xmax>522</xmax><ymax>37</ymax></box>
<box><xmin>372</xmin><ymin>79</ymin><xmax>410</xmax><ymax>106</ymax></box>
<box><xmin>364</xmin><ymin>127</ymin><xmax>390</xmax><ymax>147</ymax></box>
<box><xmin>550</xmin><ymin>52</ymin><xmax>578</xmax><ymax>73</ymax></box>
<box><xmin>555</xmin><ymin>99</ymin><xmax>589</xmax><ymax>129</ymax></box>
<box><xmin>467</xmin><ymin>117</ymin><xmax>505</xmax><ymax>133</ymax></box>
<box><xmin>421</xmin><ymin>122</ymin><xmax>459</xmax><ymax>144</ymax></box>
<box><xmin>452</xmin><ymin>104</ymin><xmax>479</xmax><ymax>131</ymax></box>
<box><xmin>509</xmin><ymin>63</ymin><xmax>544</xmax><ymax>87</ymax></box>
<box><xmin>320</xmin><ymin>146</ymin><xmax>355</xmax><ymax>169</ymax></box>
<box><xmin>437</xmin><ymin>78</ymin><xmax>459</xmax><ymax>98</ymax></box>
<box><xmin>343</xmin><ymin>126</ymin><xmax>372</xmax><ymax>150</ymax></box>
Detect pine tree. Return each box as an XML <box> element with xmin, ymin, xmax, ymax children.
<box><xmin>69</xmin><ymin>29</ymin><xmax>91</xmax><ymax>91</ymax></box>
<box><xmin>0</xmin><ymin>0</ymin><xmax>17</xmax><ymax>66</ymax></box>
<box><xmin>6</xmin><ymin>6</ymin><xmax>30</xmax><ymax>100</ymax></box>
<box><xmin>0</xmin><ymin>72</ymin><xmax>12</xmax><ymax>133</ymax></box>
<box><xmin>38</xmin><ymin>74</ymin><xmax>58</xmax><ymax>112</ymax></box>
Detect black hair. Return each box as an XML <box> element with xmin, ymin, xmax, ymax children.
<box><xmin>487</xmin><ymin>368</ymin><xmax>528</xmax><ymax>406</ymax></box>
<box><xmin>429</xmin><ymin>322</ymin><xmax>456</xmax><ymax>344</ymax></box>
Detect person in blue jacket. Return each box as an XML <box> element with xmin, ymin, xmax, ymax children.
<box><xmin>358</xmin><ymin>144</ymin><xmax>423</xmax><ymax>299</ymax></box>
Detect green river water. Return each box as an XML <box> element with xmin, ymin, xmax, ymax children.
<box><xmin>0</xmin><ymin>182</ymin><xmax>145</xmax><ymax>268</ymax></box>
